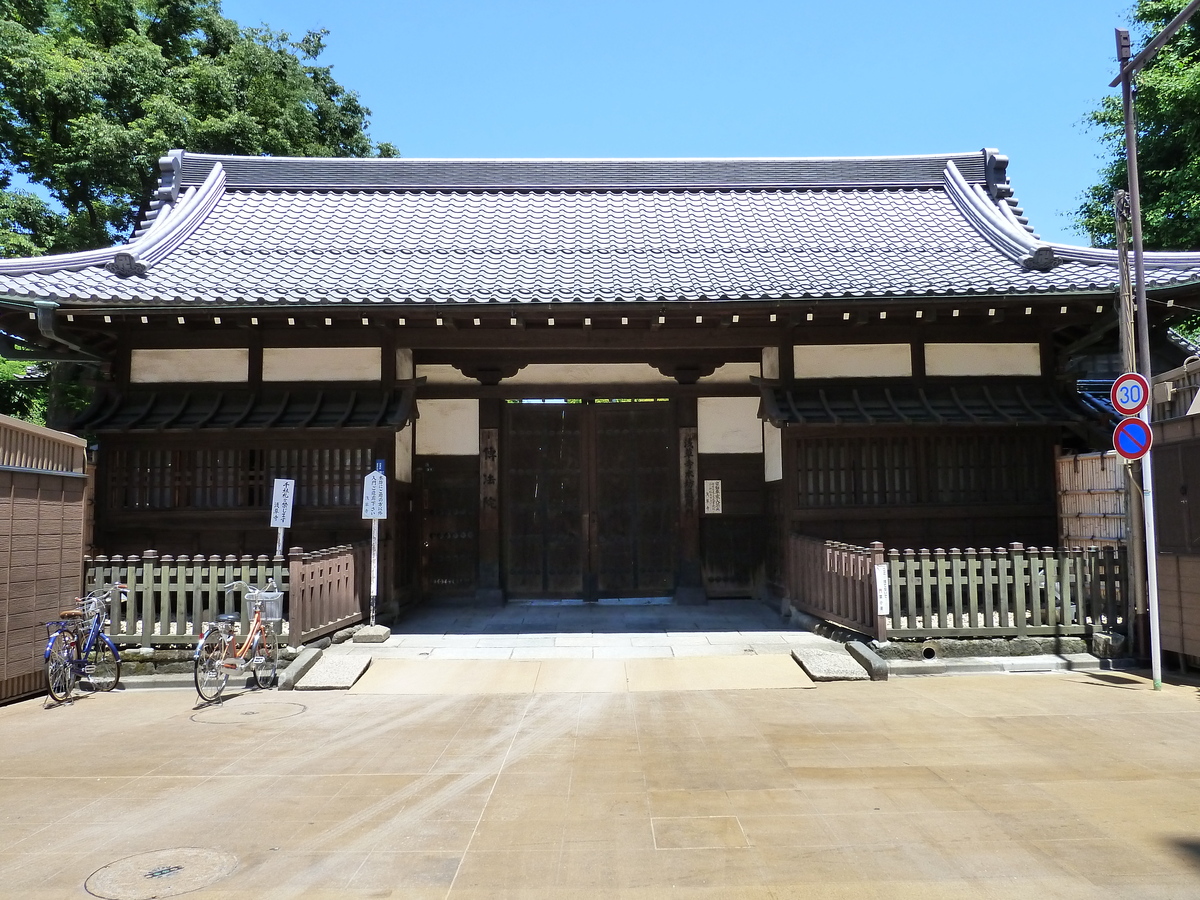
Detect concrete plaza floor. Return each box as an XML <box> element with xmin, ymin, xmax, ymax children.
<box><xmin>4</xmin><ymin>663</ymin><xmax>1200</xmax><ymax>898</ymax></box>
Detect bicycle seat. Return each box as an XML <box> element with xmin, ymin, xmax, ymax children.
<box><xmin>216</xmin><ymin>613</ymin><xmax>240</xmax><ymax>624</ymax></box>
<box><xmin>59</xmin><ymin>610</ymin><xmax>85</xmax><ymax>619</ymax></box>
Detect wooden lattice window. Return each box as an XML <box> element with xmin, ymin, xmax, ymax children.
<box><xmin>794</xmin><ymin>432</ymin><xmax>1053</xmax><ymax>509</ymax></box>
<box><xmin>107</xmin><ymin>444</ymin><xmax>379</xmax><ymax>510</ymax></box>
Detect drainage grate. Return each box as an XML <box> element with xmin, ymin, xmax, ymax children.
<box><xmin>86</xmin><ymin>848</ymin><xmax>236</xmax><ymax>899</ymax></box>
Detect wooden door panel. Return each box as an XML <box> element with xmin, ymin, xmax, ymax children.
<box><xmin>593</xmin><ymin>402</ymin><xmax>676</xmax><ymax>597</ymax></box>
<box><xmin>503</xmin><ymin>400</ymin><xmax>677</xmax><ymax>599</ymax></box>
<box><xmin>503</xmin><ymin>404</ymin><xmax>584</xmax><ymax>597</ymax></box>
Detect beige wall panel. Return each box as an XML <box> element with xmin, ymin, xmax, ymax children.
<box><xmin>263</xmin><ymin>347</ymin><xmax>379</xmax><ymax>382</ymax></box>
<box><xmin>505</xmin><ymin>363</ymin><xmax>674</xmax><ymax>385</ymax></box>
<box><xmin>396</xmin><ymin>348</ymin><xmax>414</xmax><ymax>380</ymax></box>
<box><xmin>416</xmin><ymin>399</ymin><xmax>479</xmax><ymax>456</ymax></box>
<box><xmin>130</xmin><ymin>348</ymin><xmax>248</xmax><ymax>383</ymax></box>
<box><xmin>416</xmin><ymin>364</ymin><xmax>476</xmax><ymax>385</ymax></box>
<box><xmin>394</xmin><ymin>425</ymin><xmax>413</xmax><ymax>483</ymax></box>
<box><xmin>698</xmin><ymin>396</ymin><xmax>763</xmax><ymax>454</ymax></box>
<box><xmin>761</xmin><ymin>347</ymin><xmax>780</xmax><ymax>380</ymax></box>
<box><xmin>793</xmin><ymin>343</ymin><xmax>912</xmax><ymax>378</ymax></box>
<box><xmin>764</xmin><ymin>421</ymin><xmax>783</xmax><ymax>482</ymax></box>
<box><xmin>699</xmin><ymin>362</ymin><xmax>761</xmax><ymax>384</ymax></box>
<box><xmin>925</xmin><ymin>342</ymin><xmax>1041</xmax><ymax>377</ymax></box>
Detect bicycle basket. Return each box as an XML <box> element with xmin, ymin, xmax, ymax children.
<box><xmin>258</xmin><ymin>591</ymin><xmax>284</xmax><ymax>621</ymax></box>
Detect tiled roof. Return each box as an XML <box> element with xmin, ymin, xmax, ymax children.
<box><xmin>2</xmin><ymin>149</ymin><xmax>1200</xmax><ymax>307</ymax></box>
<box><xmin>760</xmin><ymin>381</ymin><xmax>1093</xmax><ymax>427</ymax></box>
<box><xmin>78</xmin><ymin>385</ymin><xmax>416</xmax><ymax>431</ymax></box>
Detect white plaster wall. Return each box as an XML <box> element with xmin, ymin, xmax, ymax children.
<box><xmin>396</xmin><ymin>348</ymin><xmax>414</xmax><ymax>380</ymax></box>
<box><xmin>698</xmin><ymin>396</ymin><xmax>763</xmax><ymax>453</ymax></box>
<box><xmin>416</xmin><ymin>399</ymin><xmax>479</xmax><ymax>455</ymax></box>
<box><xmin>505</xmin><ymin>363</ymin><xmax>674</xmax><ymax>384</ymax></box>
<box><xmin>925</xmin><ymin>343</ymin><xmax>1042</xmax><ymax>377</ymax></box>
<box><xmin>761</xmin><ymin>347</ymin><xmax>780</xmax><ymax>380</ymax></box>
<box><xmin>415</xmin><ymin>364</ymin><xmax>475</xmax><ymax>385</ymax></box>
<box><xmin>793</xmin><ymin>344</ymin><xmax>912</xmax><ymax>378</ymax></box>
<box><xmin>698</xmin><ymin>362</ymin><xmax>761</xmax><ymax>384</ymax></box>
<box><xmin>130</xmin><ymin>348</ymin><xmax>248</xmax><ymax>383</ymax></box>
<box><xmin>764</xmin><ymin>422</ymin><xmax>783</xmax><ymax>482</ymax></box>
<box><xmin>263</xmin><ymin>347</ymin><xmax>380</xmax><ymax>382</ymax></box>
<box><xmin>394</xmin><ymin>425</ymin><xmax>413</xmax><ymax>482</ymax></box>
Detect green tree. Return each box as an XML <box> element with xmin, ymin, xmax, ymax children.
<box><xmin>0</xmin><ymin>357</ymin><xmax>47</xmax><ymax>424</ymax></box>
<box><xmin>1079</xmin><ymin>0</ymin><xmax>1200</xmax><ymax>249</ymax></box>
<box><xmin>0</xmin><ymin>0</ymin><xmax>397</xmax><ymax>254</ymax></box>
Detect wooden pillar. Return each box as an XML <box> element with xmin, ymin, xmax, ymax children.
<box><xmin>477</xmin><ymin>398</ymin><xmax>503</xmax><ymax>604</ymax></box>
<box><xmin>676</xmin><ymin>397</ymin><xmax>705</xmax><ymax>604</ymax></box>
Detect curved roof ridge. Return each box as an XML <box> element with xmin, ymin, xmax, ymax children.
<box><xmin>1049</xmin><ymin>241</ymin><xmax>1200</xmax><ymax>269</ymax></box>
<box><xmin>944</xmin><ymin>161</ymin><xmax>1061</xmax><ymax>271</ymax></box>
<box><xmin>0</xmin><ymin>161</ymin><xmax>224</xmax><ymax>279</ymax></box>
<box><xmin>105</xmin><ymin>163</ymin><xmax>226</xmax><ymax>277</ymax></box>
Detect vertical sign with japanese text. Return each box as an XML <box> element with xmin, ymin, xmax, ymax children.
<box><xmin>480</xmin><ymin>428</ymin><xmax>499</xmax><ymax>532</ymax></box>
<box><xmin>270</xmin><ymin>478</ymin><xmax>295</xmax><ymax>528</ymax></box>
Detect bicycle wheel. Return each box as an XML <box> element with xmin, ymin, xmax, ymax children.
<box><xmin>45</xmin><ymin>635</ymin><xmax>75</xmax><ymax>703</ymax></box>
<box><xmin>80</xmin><ymin>639</ymin><xmax>121</xmax><ymax>692</ymax></box>
<box><xmin>252</xmin><ymin>627</ymin><xmax>278</xmax><ymax>689</ymax></box>
<box><xmin>194</xmin><ymin>630</ymin><xmax>228</xmax><ymax>702</ymax></box>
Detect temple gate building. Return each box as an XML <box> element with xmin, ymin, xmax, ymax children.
<box><xmin>3</xmin><ymin>149</ymin><xmax>1199</xmax><ymax>611</ymax></box>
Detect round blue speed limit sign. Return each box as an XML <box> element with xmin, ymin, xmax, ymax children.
<box><xmin>1110</xmin><ymin>372</ymin><xmax>1150</xmax><ymax>417</ymax></box>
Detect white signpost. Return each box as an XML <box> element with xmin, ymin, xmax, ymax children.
<box><xmin>362</xmin><ymin>462</ymin><xmax>388</xmax><ymax>626</ymax></box>
<box><xmin>269</xmin><ymin>478</ymin><xmax>295</xmax><ymax>558</ymax></box>
<box><xmin>703</xmin><ymin>479</ymin><xmax>723</xmax><ymax>515</ymax></box>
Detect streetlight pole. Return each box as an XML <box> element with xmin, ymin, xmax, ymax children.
<box><xmin>1110</xmin><ymin>3</ymin><xmax>1200</xmax><ymax>689</ymax></box>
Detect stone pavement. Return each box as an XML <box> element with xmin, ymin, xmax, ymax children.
<box><xmin>331</xmin><ymin>598</ymin><xmax>846</xmax><ymax>661</ymax></box>
<box><xmin>3</xmin><ymin>663</ymin><xmax>1200</xmax><ymax>898</ymax></box>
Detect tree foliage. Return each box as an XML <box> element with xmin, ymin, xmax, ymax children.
<box><xmin>0</xmin><ymin>357</ymin><xmax>47</xmax><ymax>424</ymax></box>
<box><xmin>1079</xmin><ymin>0</ymin><xmax>1200</xmax><ymax>249</ymax></box>
<box><xmin>0</xmin><ymin>0</ymin><xmax>396</xmax><ymax>255</ymax></box>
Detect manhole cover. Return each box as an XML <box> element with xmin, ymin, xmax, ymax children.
<box><xmin>189</xmin><ymin>700</ymin><xmax>306</xmax><ymax>725</ymax></box>
<box><xmin>85</xmin><ymin>848</ymin><xmax>237</xmax><ymax>899</ymax></box>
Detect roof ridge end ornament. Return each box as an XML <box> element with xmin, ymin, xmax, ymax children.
<box><xmin>107</xmin><ymin>162</ymin><xmax>226</xmax><ymax>278</ymax></box>
<box><xmin>983</xmin><ymin>149</ymin><xmax>1013</xmax><ymax>201</ymax></box>
<box><xmin>944</xmin><ymin>161</ymin><xmax>1063</xmax><ymax>272</ymax></box>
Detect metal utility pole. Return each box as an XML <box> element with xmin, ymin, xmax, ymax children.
<box><xmin>1109</xmin><ymin>3</ymin><xmax>1200</xmax><ymax>687</ymax></box>
<box><xmin>1114</xmin><ymin>191</ymin><xmax>1149</xmax><ymax>657</ymax></box>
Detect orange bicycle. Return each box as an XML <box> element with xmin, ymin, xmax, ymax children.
<box><xmin>193</xmin><ymin>580</ymin><xmax>282</xmax><ymax>701</ymax></box>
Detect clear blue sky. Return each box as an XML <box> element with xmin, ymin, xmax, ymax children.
<box><xmin>223</xmin><ymin>0</ymin><xmax>1137</xmax><ymax>245</ymax></box>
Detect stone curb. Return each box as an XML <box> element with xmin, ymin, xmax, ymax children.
<box><xmin>278</xmin><ymin>646</ymin><xmax>324</xmax><ymax>691</ymax></box>
<box><xmin>888</xmin><ymin>653</ymin><xmax>1140</xmax><ymax>677</ymax></box>
<box><xmin>791</xmin><ymin>648</ymin><xmax>869</xmax><ymax>681</ymax></box>
<box><xmin>846</xmin><ymin>641</ymin><xmax>888</xmax><ymax>681</ymax></box>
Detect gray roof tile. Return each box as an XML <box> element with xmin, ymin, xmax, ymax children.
<box><xmin>0</xmin><ymin>150</ymin><xmax>1198</xmax><ymax>307</ymax></box>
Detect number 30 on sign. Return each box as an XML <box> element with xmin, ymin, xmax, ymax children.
<box><xmin>1110</xmin><ymin>372</ymin><xmax>1149</xmax><ymax>417</ymax></box>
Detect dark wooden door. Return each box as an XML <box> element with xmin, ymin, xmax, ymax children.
<box><xmin>503</xmin><ymin>400</ymin><xmax>676</xmax><ymax>599</ymax></box>
<box><xmin>416</xmin><ymin>456</ymin><xmax>479</xmax><ymax>599</ymax></box>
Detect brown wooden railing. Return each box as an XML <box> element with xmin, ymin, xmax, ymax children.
<box><xmin>84</xmin><ymin>543</ymin><xmax>373</xmax><ymax>648</ymax></box>
<box><xmin>784</xmin><ymin>536</ymin><xmax>1127</xmax><ymax>641</ymax></box>
<box><xmin>785</xmin><ymin>536</ymin><xmax>884</xmax><ymax>638</ymax></box>
<box><xmin>287</xmin><ymin>543</ymin><xmax>367</xmax><ymax>646</ymax></box>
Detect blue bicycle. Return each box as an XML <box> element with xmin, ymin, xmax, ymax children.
<box><xmin>43</xmin><ymin>584</ymin><xmax>125</xmax><ymax>703</ymax></box>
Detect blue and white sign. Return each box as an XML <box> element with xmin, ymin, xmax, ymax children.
<box><xmin>362</xmin><ymin>470</ymin><xmax>388</xmax><ymax>519</ymax></box>
<box><xmin>1110</xmin><ymin>372</ymin><xmax>1150</xmax><ymax>418</ymax></box>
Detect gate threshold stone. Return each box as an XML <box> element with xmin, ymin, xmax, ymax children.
<box><xmin>791</xmin><ymin>647</ymin><xmax>870</xmax><ymax>681</ymax></box>
<box><xmin>294</xmin><ymin>654</ymin><xmax>371</xmax><ymax>690</ymax></box>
